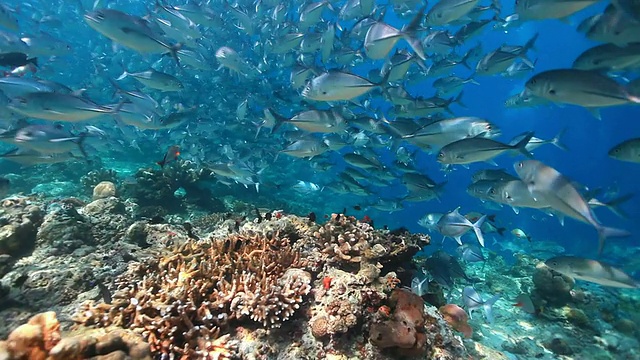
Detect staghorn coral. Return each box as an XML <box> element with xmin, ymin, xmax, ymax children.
<box><xmin>74</xmin><ymin>231</ymin><xmax>311</xmax><ymax>359</ymax></box>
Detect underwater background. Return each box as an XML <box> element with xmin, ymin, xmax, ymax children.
<box><xmin>0</xmin><ymin>0</ymin><xmax>639</xmax><ymax>359</ymax></box>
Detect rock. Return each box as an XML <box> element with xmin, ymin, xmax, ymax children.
<box><xmin>0</xmin><ymin>205</ymin><xmax>43</xmax><ymax>258</ymax></box>
<box><xmin>37</xmin><ymin>207</ymin><xmax>93</xmax><ymax>254</ymax></box>
<box><xmin>92</xmin><ymin>181</ymin><xmax>117</xmax><ymax>200</ymax></box>
<box><xmin>83</xmin><ymin>198</ymin><xmax>125</xmax><ymax>216</ymax></box>
<box><xmin>544</xmin><ymin>334</ymin><xmax>574</xmax><ymax>355</ymax></box>
<box><xmin>532</xmin><ymin>262</ymin><xmax>574</xmax><ymax>307</ymax></box>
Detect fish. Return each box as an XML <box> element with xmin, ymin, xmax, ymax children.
<box><xmin>364</xmin><ymin>7</ymin><xmax>426</xmax><ymax>60</ymax></box>
<box><xmin>514</xmin><ymin>160</ymin><xmax>630</xmax><ymax>254</ymax></box>
<box><xmin>8</xmin><ymin>92</ymin><xmax>120</xmax><ymax>122</ymax></box>
<box><xmin>525</xmin><ymin>69</ymin><xmax>640</xmax><ymax>118</ymax></box>
<box><xmin>608</xmin><ymin>138</ymin><xmax>640</xmax><ymax>163</ymax></box>
<box><xmin>411</xmin><ymin>272</ymin><xmax>430</xmax><ymax>296</ymax></box>
<box><xmin>513</xmin><ymin>294</ymin><xmax>536</xmax><ymax>314</ymax></box>
<box><xmin>0</xmin><ymin>4</ymin><xmax>18</xmax><ymax>31</ymax></box>
<box><xmin>462</xmin><ymin>286</ymin><xmax>500</xmax><ymax>323</ymax></box>
<box><xmin>427</xmin><ymin>0</ymin><xmax>481</xmax><ymax>26</ymax></box>
<box><xmin>117</xmin><ymin>69</ymin><xmax>183</xmax><ymax>92</ymax></box>
<box><xmin>0</xmin><ymin>148</ymin><xmax>80</xmax><ymax>166</ymax></box>
<box><xmin>301</xmin><ymin>71</ymin><xmax>386</xmax><ymax>101</ymax></box>
<box><xmin>424</xmin><ymin>250</ymin><xmax>475</xmax><ymax>289</ymax></box>
<box><xmin>6</xmin><ymin>124</ymin><xmax>89</xmax><ymax>158</ymax></box>
<box><xmin>515</xmin><ymin>0</ymin><xmax>600</xmax><ymax>21</ymax></box>
<box><xmin>437</xmin><ymin>207</ymin><xmax>487</xmax><ymax>246</ymax></box>
<box><xmin>0</xmin><ymin>52</ymin><xmax>38</xmax><ymax>68</ymax></box>
<box><xmin>545</xmin><ymin>256</ymin><xmax>639</xmax><ymax>288</ymax></box>
<box><xmin>84</xmin><ymin>9</ymin><xmax>181</xmax><ymax>62</ymax></box>
<box><xmin>572</xmin><ymin>43</ymin><xmax>640</xmax><ymax>72</ymax></box>
<box><xmin>437</xmin><ymin>132</ymin><xmax>534</xmax><ymax>165</ymax></box>
<box><xmin>157</xmin><ymin>145</ymin><xmax>180</xmax><ymax>168</ymax></box>
<box><xmin>417</xmin><ymin>213</ymin><xmax>444</xmax><ymax>232</ymax></box>
<box><xmin>456</xmin><ymin>244</ymin><xmax>485</xmax><ymax>263</ymax></box>
<box><xmin>511</xmin><ymin>228</ymin><xmax>531</xmax><ymax>241</ymax></box>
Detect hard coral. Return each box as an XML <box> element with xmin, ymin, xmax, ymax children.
<box><xmin>75</xmin><ymin>231</ymin><xmax>311</xmax><ymax>359</ymax></box>
<box><xmin>301</xmin><ymin>213</ymin><xmax>429</xmax><ymax>268</ymax></box>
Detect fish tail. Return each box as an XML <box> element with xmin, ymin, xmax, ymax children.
<box><xmin>597</xmin><ymin>226</ymin><xmax>631</xmax><ymax>255</ymax></box>
<box><xmin>603</xmin><ymin>193</ymin><xmax>634</xmax><ymax>219</ymax></box>
<box><xmin>116</xmin><ymin>70</ymin><xmax>128</xmax><ymax>81</ymax></box>
<box><xmin>483</xmin><ymin>294</ymin><xmax>500</xmax><ymax>324</ymax></box>
<box><xmin>523</xmin><ymin>33</ymin><xmax>539</xmax><ymax>54</ymax></box>
<box><xmin>551</xmin><ymin>128</ymin><xmax>568</xmax><ymax>151</ymax></box>
<box><xmin>512</xmin><ymin>131</ymin><xmax>534</xmax><ymax>158</ymax></box>
<box><xmin>472</xmin><ymin>215</ymin><xmax>487</xmax><ymax>247</ymax></box>
<box><xmin>157</xmin><ymin>160</ymin><xmax>166</xmax><ymax>168</ymax></box>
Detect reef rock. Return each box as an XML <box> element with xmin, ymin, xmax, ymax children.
<box><xmin>92</xmin><ymin>181</ymin><xmax>117</xmax><ymax>200</ymax></box>
<box><xmin>37</xmin><ymin>205</ymin><xmax>93</xmax><ymax>254</ymax></box>
<box><xmin>532</xmin><ymin>262</ymin><xmax>574</xmax><ymax>307</ymax></box>
<box><xmin>0</xmin><ymin>201</ymin><xmax>43</xmax><ymax>258</ymax></box>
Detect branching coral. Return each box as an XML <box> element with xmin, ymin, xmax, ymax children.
<box><xmin>74</xmin><ymin>231</ymin><xmax>311</xmax><ymax>359</ymax></box>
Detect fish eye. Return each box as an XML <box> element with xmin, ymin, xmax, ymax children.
<box><xmin>548</xmin><ymin>89</ymin><xmax>556</xmax><ymax>95</ymax></box>
<box><xmin>489</xmin><ymin>188</ymin><xmax>496</xmax><ymax>195</ymax></box>
<box><xmin>517</xmin><ymin>162</ymin><xmax>523</xmax><ymax>168</ymax></box>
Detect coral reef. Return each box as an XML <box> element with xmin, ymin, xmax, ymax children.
<box><xmin>0</xmin><ymin>311</ymin><xmax>151</xmax><ymax>360</ymax></box>
<box><xmin>74</xmin><ymin>231</ymin><xmax>310</xmax><ymax>358</ymax></box>
<box><xmin>369</xmin><ymin>288</ymin><xmax>468</xmax><ymax>359</ymax></box>
<box><xmin>80</xmin><ymin>169</ymin><xmax>118</xmax><ymax>191</ymax></box>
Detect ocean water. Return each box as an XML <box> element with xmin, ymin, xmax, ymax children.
<box><xmin>1</xmin><ymin>0</ymin><xmax>640</xmax><ymax>358</ymax></box>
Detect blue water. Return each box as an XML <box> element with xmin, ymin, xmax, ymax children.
<box><xmin>0</xmin><ymin>2</ymin><xmax>638</xmax><ymax>262</ymax></box>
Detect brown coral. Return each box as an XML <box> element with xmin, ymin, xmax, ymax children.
<box><xmin>74</xmin><ymin>231</ymin><xmax>311</xmax><ymax>359</ymax></box>
<box><xmin>369</xmin><ymin>288</ymin><xmax>429</xmax><ymax>356</ymax></box>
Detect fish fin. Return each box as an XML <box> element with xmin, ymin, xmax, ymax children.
<box><xmin>454</xmin><ymin>236</ymin><xmax>463</xmax><ymax>246</ymax></box>
<box><xmin>586</xmin><ymin>107</ymin><xmax>601</xmax><ymax>120</ymax></box>
<box><xmin>551</xmin><ymin>128</ymin><xmax>568</xmax><ymax>151</ymax></box>
<box><xmin>484</xmin><ymin>159</ymin><xmax>498</xmax><ymax>166</ymax></box>
<box><xmin>483</xmin><ymin>294</ymin><xmax>500</xmax><ymax>324</ymax></box>
<box><xmin>512</xmin><ymin>131</ymin><xmax>534</xmax><ymax>158</ymax></box>
<box><xmin>597</xmin><ymin>226</ymin><xmax>631</xmax><ymax>255</ymax></box>
<box><xmin>511</xmin><ymin>206</ymin><xmax>519</xmax><ymax>214</ymax></box>
<box><xmin>472</xmin><ymin>215</ymin><xmax>487</xmax><ymax>247</ymax></box>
